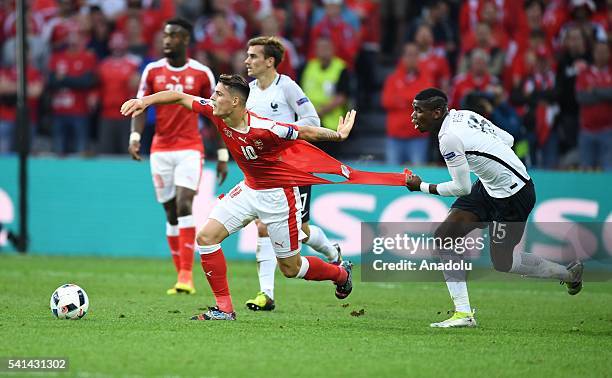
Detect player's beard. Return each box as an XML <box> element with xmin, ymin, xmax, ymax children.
<box><xmin>164</xmin><ymin>48</ymin><xmax>181</xmax><ymax>60</ymax></box>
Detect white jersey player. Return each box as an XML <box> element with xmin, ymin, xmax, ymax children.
<box><xmin>242</xmin><ymin>36</ymin><xmax>341</xmax><ymax>312</ymax></box>
<box><xmin>405</xmin><ymin>88</ymin><xmax>583</xmax><ymax>328</ymax></box>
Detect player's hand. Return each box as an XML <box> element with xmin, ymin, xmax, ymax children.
<box><xmin>216</xmin><ymin>161</ymin><xmax>228</xmax><ymax>185</ymax></box>
<box><xmin>121</xmin><ymin>98</ymin><xmax>148</xmax><ymax>118</ymax></box>
<box><xmin>128</xmin><ymin>141</ymin><xmax>142</xmax><ymax>161</ymax></box>
<box><xmin>337</xmin><ymin>109</ymin><xmax>357</xmax><ymax>141</ymax></box>
<box><xmin>405</xmin><ymin>173</ymin><xmax>422</xmax><ymax>192</ymax></box>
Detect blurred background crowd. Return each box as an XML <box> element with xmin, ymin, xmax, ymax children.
<box><xmin>0</xmin><ymin>0</ymin><xmax>610</xmax><ymax>170</ymax></box>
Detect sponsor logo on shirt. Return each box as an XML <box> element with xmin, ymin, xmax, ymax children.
<box><xmin>296</xmin><ymin>97</ymin><xmax>309</xmax><ymax>106</ymax></box>
<box><xmin>199</xmin><ymin>98</ymin><xmax>210</xmax><ymax>105</ymax></box>
<box><xmin>254</xmin><ymin>139</ymin><xmax>264</xmax><ymax>150</ymax></box>
<box><xmin>238</xmin><ymin>136</ymin><xmax>248</xmax><ymax>144</ymax></box>
<box><xmin>224</xmin><ymin>128</ymin><xmax>233</xmax><ymax>138</ymax></box>
<box><xmin>443</xmin><ymin>152</ymin><xmax>456</xmax><ymax>160</ymax></box>
<box><xmin>186</xmin><ymin>76</ymin><xmax>194</xmax><ymax>85</ymax></box>
<box><xmin>270</xmin><ymin>102</ymin><xmax>279</xmax><ymax>112</ymax></box>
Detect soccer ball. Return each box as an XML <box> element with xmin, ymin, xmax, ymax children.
<box><xmin>50</xmin><ymin>284</ymin><xmax>89</xmax><ymax>320</ymax></box>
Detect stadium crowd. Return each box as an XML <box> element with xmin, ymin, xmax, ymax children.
<box><xmin>0</xmin><ymin>0</ymin><xmax>610</xmax><ymax>171</ymax></box>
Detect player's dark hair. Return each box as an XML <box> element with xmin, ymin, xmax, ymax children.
<box><xmin>219</xmin><ymin>74</ymin><xmax>250</xmax><ymax>104</ymax></box>
<box><xmin>248</xmin><ymin>36</ymin><xmax>285</xmax><ymax>68</ymax></box>
<box><xmin>415</xmin><ymin>87</ymin><xmax>448</xmax><ymax>110</ymax></box>
<box><xmin>166</xmin><ymin>18</ymin><xmax>193</xmax><ymax>39</ymax></box>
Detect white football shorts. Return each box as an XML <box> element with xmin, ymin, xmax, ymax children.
<box><xmin>149</xmin><ymin>150</ymin><xmax>203</xmax><ymax>203</ymax></box>
<box><xmin>209</xmin><ymin>181</ymin><xmax>307</xmax><ymax>258</ymax></box>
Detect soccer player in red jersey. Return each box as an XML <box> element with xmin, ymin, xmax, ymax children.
<box><xmin>121</xmin><ymin>74</ymin><xmax>357</xmax><ymax>320</ymax></box>
<box><xmin>128</xmin><ymin>18</ymin><xmax>228</xmax><ymax>295</ymax></box>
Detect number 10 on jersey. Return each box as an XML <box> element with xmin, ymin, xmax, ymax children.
<box><xmin>241</xmin><ymin>145</ymin><xmax>258</xmax><ymax>160</ymax></box>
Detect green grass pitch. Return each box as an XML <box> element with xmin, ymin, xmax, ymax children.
<box><xmin>1</xmin><ymin>254</ymin><xmax>611</xmax><ymax>377</ymax></box>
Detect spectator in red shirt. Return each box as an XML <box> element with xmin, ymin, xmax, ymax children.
<box><xmin>558</xmin><ymin>0</ymin><xmax>607</xmax><ymax>51</ymax></box>
<box><xmin>258</xmin><ymin>14</ymin><xmax>299</xmax><ymax>80</ymax></box>
<box><xmin>451</xmin><ymin>48</ymin><xmax>499</xmax><ymax>110</ymax></box>
<box><xmin>459</xmin><ymin>22</ymin><xmax>506</xmax><ymax>78</ymax></box>
<box><xmin>381</xmin><ymin>42</ymin><xmax>434</xmax><ymax>165</ymax></box>
<box><xmin>48</xmin><ymin>32</ymin><xmax>97</xmax><ymax>155</ymax></box>
<box><xmin>287</xmin><ymin>0</ymin><xmax>315</xmax><ymax>60</ymax></box>
<box><xmin>115</xmin><ymin>0</ymin><xmax>165</xmax><ymax>47</ymax></box>
<box><xmin>42</xmin><ymin>0</ymin><xmax>81</xmax><ymax>52</ymax></box>
<box><xmin>576</xmin><ymin>41</ymin><xmax>612</xmax><ymax>171</ymax></box>
<box><xmin>510</xmin><ymin>48</ymin><xmax>558</xmax><ymax>169</ymax></box>
<box><xmin>414</xmin><ymin>23</ymin><xmax>450</xmax><ymax>93</ymax></box>
<box><xmin>197</xmin><ymin>11</ymin><xmax>244</xmax><ymax>75</ymax></box>
<box><xmin>308</xmin><ymin>0</ymin><xmax>360</xmax><ymax>69</ymax></box>
<box><xmin>0</xmin><ymin>57</ymin><xmax>44</xmax><ymax>154</ymax></box>
<box><xmin>96</xmin><ymin>33</ymin><xmax>141</xmax><ymax>154</ymax></box>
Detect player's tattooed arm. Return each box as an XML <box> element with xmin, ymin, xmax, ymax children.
<box><xmin>121</xmin><ymin>90</ymin><xmax>196</xmax><ymax>117</ymax></box>
<box><xmin>298</xmin><ymin>110</ymin><xmax>356</xmax><ymax>142</ymax></box>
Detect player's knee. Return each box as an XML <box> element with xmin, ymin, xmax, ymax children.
<box><xmin>490</xmin><ymin>250</ymin><xmax>512</xmax><ymax>272</ymax></box>
<box><xmin>256</xmin><ymin>221</ymin><xmax>268</xmax><ymax>237</ymax></box>
<box><xmin>278</xmin><ymin>263</ymin><xmax>299</xmax><ymax>278</ymax></box>
<box><xmin>176</xmin><ymin>199</ymin><xmax>192</xmax><ymax>217</ymax></box>
<box><xmin>196</xmin><ymin>230</ymin><xmax>218</xmax><ymax>246</ymax></box>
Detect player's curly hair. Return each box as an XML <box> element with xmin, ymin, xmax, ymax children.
<box><xmin>219</xmin><ymin>74</ymin><xmax>250</xmax><ymax>104</ymax></box>
<box><xmin>247</xmin><ymin>36</ymin><xmax>285</xmax><ymax>68</ymax></box>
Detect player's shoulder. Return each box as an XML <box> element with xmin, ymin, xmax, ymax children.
<box><xmin>249</xmin><ymin>112</ymin><xmax>276</xmax><ymax>129</ymax></box>
<box><xmin>144</xmin><ymin>58</ymin><xmax>166</xmax><ymax>70</ymax></box>
<box><xmin>440</xmin><ymin>110</ymin><xmax>467</xmax><ymax>136</ymax></box>
<box><xmin>449</xmin><ymin>109</ymin><xmax>473</xmax><ymax>124</ymax></box>
<box><xmin>187</xmin><ymin>59</ymin><xmax>214</xmax><ymax>74</ymax></box>
<box><xmin>142</xmin><ymin>58</ymin><xmax>166</xmax><ymax>75</ymax></box>
<box><xmin>277</xmin><ymin>74</ymin><xmax>302</xmax><ymax>90</ymax></box>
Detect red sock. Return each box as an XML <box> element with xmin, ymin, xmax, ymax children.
<box><xmin>166</xmin><ymin>235</ymin><xmax>180</xmax><ymax>272</ymax></box>
<box><xmin>200</xmin><ymin>249</ymin><xmax>233</xmax><ymax>313</ymax></box>
<box><xmin>178</xmin><ymin>226</ymin><xmax>196</xmax><ymax>280</ymax></box>
<box><xmin>304</xmin><ymin>256</ymin><xmax>347</xmax><ymax>284</ymax></box>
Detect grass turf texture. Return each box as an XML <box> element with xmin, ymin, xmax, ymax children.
<box><xmin>1</xmin><ymin>254</ymin><xmax>611</xmax><ymax>378</ymax></box>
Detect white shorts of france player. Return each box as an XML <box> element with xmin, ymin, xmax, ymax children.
<box><xmin>209</xmin><ymin>181</ymin><xmax>307</xmax><ymax>258</ymax></box>
<box><xmin>149</xmin><ymin>150</ymin><xmax>203</xmax><ymax>203</ymax></box>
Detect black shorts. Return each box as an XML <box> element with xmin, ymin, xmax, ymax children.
<box><xmin>298</xmin><ymin>185</ymin><xmax>312</xmax><ymax>223</ymax></box>
<box><xmin>451</xmin><ymin>179</ymin><xmax>536</xmax><ymax>250</ymax></box>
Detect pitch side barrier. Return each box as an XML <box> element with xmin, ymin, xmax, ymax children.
<box><xmin>0</xmin><ymin>157</ymin><xmax>610</xmax><ymax>272</ymax></box>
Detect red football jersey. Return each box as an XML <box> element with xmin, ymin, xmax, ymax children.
<box><xmin>192</xmin><ymin>98</ymin><xmax>302</xmax><ymax>189</ymax></box>
<box><xmin>98</xmin><ymin>55</ymin><xmax>140</xmax><ymax>119</ymax></box>
<box><xmin>137</xmin><ymin>58</ymin><xmax>215</xmax><ymax>153</ymax></box>
<box><xmin>576</xmin><ymin>65</ymin><xmax>612</xmax><ymax>132</ymax></box>
<box><xmin>0</xmin><ymin>66</ymin><xmax>43</xmax><ymax>122</ymax></box>
<box><xmin>48</xmin><ymin>50</ymin><xmax>97</xmax><ymax>116</ymax></box>
<box><xmin>191</xmin><ymin>98</ymin><xmax>409</xmax><ymax>189</ymax></box>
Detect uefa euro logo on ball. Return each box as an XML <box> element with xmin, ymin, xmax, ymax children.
<box><xmin>50</xmin><ymin>284</ymin><xmax>89</xmax><ymax>320</ymax></box>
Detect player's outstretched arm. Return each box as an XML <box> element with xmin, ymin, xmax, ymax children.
<box><xmin>298</xmin><ymin>109</ymin><xmax>356</xmax><ymax>142</ymax></box>
<box><xmin>121</xmin><ymin>90</ymin><xmax>196</xmax><ymax>118</ymax></box>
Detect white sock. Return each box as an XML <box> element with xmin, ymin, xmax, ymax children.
<box><xmin>509</xmin><ymin>251</ymin><xmax>571</xmax><ymax>280</ymax></box>
<box><xmin>304</xmin><ymin>225</ymin><xmax>338</xmax><ymax>262</ymax></box>
<box><xmin>177</xmin><ymin>215</ymin><xmax>194</xmax><ymax>228</ymax></box>
<box><xmin>296</xmin><ymin>256</ymin><xmax>310</xmax><ymax>279</ymax></box>
<box><xmin>445</xmin><ymin>281</ymin><xmax>472</xmax><ymax>313</ymax></box>
<box><xmin>256</xmin><ymin>237</ymin><xmax>276</xmax><ymax>299</ymax></box>
<box><xmin>439</xmin><ymin>248</ymin><xmax>472</xmax><ymax>313</ymax></box>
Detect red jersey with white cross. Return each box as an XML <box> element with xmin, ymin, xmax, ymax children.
<box><xmin>137</xmin><ymin>58</ymin><xmax>215</xmax><ymax>153</ymax></box>
<box><xmin>192</xmin><ymin>98</ymin><xmax>300</xmax><ymax>189</ymax></box>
